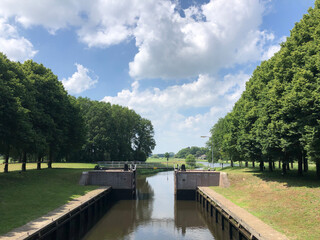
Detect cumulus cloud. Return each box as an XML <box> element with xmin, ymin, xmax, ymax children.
<box><xmin>0</xmin><ymin>18</ymin><xmax>37</xmax><ymax>61</ymax></box>
<box><xmin>129</xmin><ymin>0</ymin><xmax>269</xmax><ymax>79</ymax></box>
<box><xmin>102</xmin><ymin>72</ymin><xmax>250</xmax><ymax>152</ymax></box>
<box><xmin>61</xmin><ymin>64</ymin><xmax>98</xmax><ymax>94</ymax></box>
<box><xmin>0</xmin><ymin>0</ymin><xmax>278</xmax><ymax>78</ymax></box>
<box><xmin>0</xmin><ymin>0</ymin><xmax>82</xmax><ymax>33</ymax></box>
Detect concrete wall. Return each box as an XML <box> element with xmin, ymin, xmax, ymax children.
<box><xmin>79</xmin><ymin>170</ymin><xmax>136</xmax><ymax>189</ymax></box>
<box><xmin>174</xmin><ymin>170</ymin><xmax>229</xmax><ymax>200</ymax></box>
<box><xmin>175</xmin><ymin>170</ymin><xmax>220</xmax><ymax>191</ymax></box>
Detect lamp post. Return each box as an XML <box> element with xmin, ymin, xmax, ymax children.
<box><xmin>201</xmin><ymin>136</ymin><xmax>213</xmax><ymax>168</ymax></box>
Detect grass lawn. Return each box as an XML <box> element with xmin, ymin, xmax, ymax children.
<box><xmin>0</xmin><ymin>168</ymin><xmax>98</xmax><ymax>235</ymax></box>
<box><xmin>147</xmin><ymin>157</ymin><xmax>186</xmax><ymax>164</ymax></box>
<box><xmin>0</xmin><ymin>162</ymin><xmax>96</xmax><ymax>173</ymax></box>
<box><xmin>211</xmin><ymin>166</ymin><xmax>320</xmax><ymax>240</ymax></box>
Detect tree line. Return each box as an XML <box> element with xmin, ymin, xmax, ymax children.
<box><xmin>209</xmin><ymin>1</ymin><xmax>320</xmax><ymax>178</ymax></box>
<box><xmin>0</xmin><ymin>53</ymin><xmax>155</xmax><ymax>172</ymax></box>
<box><xmin>175</xmin><ymin>146</ymin><xmax>208</xmax><ymax>159</ymax></box>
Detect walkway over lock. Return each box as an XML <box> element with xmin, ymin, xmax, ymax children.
<box><xmin>96</xmin><ymin>161</ymin><xmax>204</xmax><ymax>170</ymax></box>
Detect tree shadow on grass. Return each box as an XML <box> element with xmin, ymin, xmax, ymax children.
<box><xmin>222</xmin><ymin>166</ymin><xmax>320</xmax><ymax>188</ymax></box>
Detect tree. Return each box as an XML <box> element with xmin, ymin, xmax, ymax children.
<box><xmin>208</xmin><ymin>0</ymin><xmax>320</xmax><ymax>178</ymax></box>
<box><xmin>0</xmin><ymin>53</ymin><xmax>30</xmax><ymax>172</ymax></box>
<box><xmin>76</xmin><ymin>98</ymin><xmax>156</xmax><ymax>162</ymax></box>
<box><xmin>185</xmin><ymin>154</ymin><xmax>196</xmax><ymax>167</ymax></box>
<box><xmin>164</xmin><ymin>152</ymin><xmax>170</xmax><ymax>168</ymax></box>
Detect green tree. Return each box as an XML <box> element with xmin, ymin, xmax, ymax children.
<box><xmin>185</xmin><ymin>154</ymin><xmax>196</xmax><ymax>167</ymax></box>
<box><xmin>164</xmin><ymin>152</ymin><xmax>170</xmax><ymax>161</ymax></box>
<box><xmin>0</xmin><ymin>53</ymin><xmax>30</xmax><ymax>172</ymax></box>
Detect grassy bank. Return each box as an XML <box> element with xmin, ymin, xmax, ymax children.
<box><xmin>146</xmin><ymin>157</ymin><xmax>186</xmax><ymax>164</ymax></box>
<box><xmin>0</xmin><ymin>168</ymin><xmax>98</xmax><ymax>235</ymax></box>
<box><xmin>211</xmin><ymin>167</ymin><xmax>320</xmax><ymax>240</ymax></box>
<box><xmin>0</xmin><ymin>162</ymin><xmax>96</xmax><ymax>173</ymax></box>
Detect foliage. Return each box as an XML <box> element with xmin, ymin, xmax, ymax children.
<box><xmin>209</xmin><ymin>1</ymin><xmax>320</xmax><ymax>178</ymax></box>
<box><xmin>73</xmin><ymin>98</ymin><xmax>156</xmax><ymax>162</ymax></box>
<box><xmin>0</xmin><ymin>54</ymin><xmax>156</xmax><ymax>168</ymax></box>
<box><xmin>185</xmin><ymin>154</ymin><xmax>196</xmax><ymax>167</ymax></box>
<box><xmin>175</xmin><ymin>146</ymin><xmax>207</xmax><ymax>158</ymax></box>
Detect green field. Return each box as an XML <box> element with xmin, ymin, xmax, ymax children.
<box><xmin>211</xmin><ymin>166</ymin><xmax>320</xmax><ymax>240</ymax></box>
<box><xmin>0</xmin><ymin>167</ymin><xmax>98</xmax><ymax>235</ymax></box>
<box><xmin>146</xmin><ymin>157</ymin><xmax>185</xmax><ymax>164</ymax></box>
<box><xmin>0</xmin><ymin>162</ymin><xmax>96</xmax><ymax>173</ymax></box>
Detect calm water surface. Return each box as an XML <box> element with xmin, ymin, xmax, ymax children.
<box><xmin>83</xmin><ymin>171</ymin><xmax>217</xmax><ymax>240</ymax></box>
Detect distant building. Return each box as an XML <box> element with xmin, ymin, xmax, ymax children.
<box><xmin>199</xmin><ymin>154</ymin><xmax>207</xmax><ymax>160</ymax></box>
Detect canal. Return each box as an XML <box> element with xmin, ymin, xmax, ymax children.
<box><xmin>83</xmin><ymin>170</ymin><xmax>220</xmax><ymax>240</ymax></box>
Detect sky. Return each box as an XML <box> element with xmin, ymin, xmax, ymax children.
<box><xmin>0</xmin><ymin>0</ymin><xmax>315</xmax><ymax>154</ymax></box>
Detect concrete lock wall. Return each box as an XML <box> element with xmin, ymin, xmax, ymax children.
<box><xmin>174</xmin><ymin>170</ymin><xmax>229</xmax><ymax>200</ymax></box>
<box><xmin>79</xmin><ymin>170</ymin><xmax>136</xmax><ymax>199</ymax></box>
<box><xmin>80</xmin><ymin>170</ymin><xmax>135</xmax><ymax>189</ymax></box>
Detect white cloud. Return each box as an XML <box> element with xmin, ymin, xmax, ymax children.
<box><xmin>0</xmin><ymin>0</ymin><xmax>82</xmax><ymax>33</ymax></box>
<box><xmin>261</xmin><ymin>35</ymin><xmax>287</xmax><ymax>61</ymax></box>
<box><xmin>61</xmin><ymin>63</ymin><xmax>98</xmax><ymax>94</ymax></box>
<box><xmin>0</xmin><ymin>18</ymin><xmax>37</xmax><ymax>61</ymax></box>
<box><xmin>0</xmin><ymin>0</ymin><xmax>278</xmax><ymax>79</ymax></box>
<box><xmin>129</xmin><ymin>0</ymin><xmax>269</xmax><ymax>79</ymax></box>
<box><xmin>102</xmin><ymin>72</ymin><xmax>250</xmax><ymax>153</ymax></box>
<box><xmin>261</xmin><ymin>44</ymin><xmax>281</xmax><ymax>61</ymax></box>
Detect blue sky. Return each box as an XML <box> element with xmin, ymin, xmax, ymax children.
<box><xmin>0</xmin><ymin>0</ymin><xmax>315</xmax><ymax>153</ymax></box>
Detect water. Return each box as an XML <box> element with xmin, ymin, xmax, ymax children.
<box><xmin>83</xmin><ymin>171</ymin><xmax>217</xmax><ymax>240</ymax></box>
<box><xmin>197</xmin><ymin>161</ymin><xmax>232</xmax><ymax>169</ymax></box>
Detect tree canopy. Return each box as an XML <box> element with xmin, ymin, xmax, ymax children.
<box><xmin>0</xmin><ymin>54</ymin><xmax>156</xmax><ymax>172</ymax></box>
<box><xmin>209</xmin><ymin>1</ymin><xmax>320</xmax><ymax>178</ymax></box>
<box><xmin>175</xmin><ymin>146</ymin><xmax>207</xmax><ymax>159</ymax></box>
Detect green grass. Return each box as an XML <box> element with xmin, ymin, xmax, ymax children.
<box><xmin>0</xmin><ymin>168</ymin><xmax>98</xmax><ymax>235</ymax></box>
<box><xmin>146</xmin><ymin>157</ymin><xmax>186</xmax><ymax>163</ymax></box>
<box><xmin>211</xmin><ymin>166</ymin><xmax>320</xmax><ymax>240</ymax></box>
<box><xmin>0</xmin><ymin>162</ymin><xmax>96</xmax><ymax>173</ymax></box>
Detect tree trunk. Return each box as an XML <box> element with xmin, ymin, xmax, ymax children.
<box><xmin>37</xmin><ymin>156</ymin><xmax>41</xmax><ymax>170</ymax></box>
<box><xmin>259</xmin><ymin>161</ymin><xmax>264</xmax><ymax>171</ymax></box>
<box><xmin>48</xmin><ymin>148</ymin><xmax>52</xmax><ymax>169</ymax></box>
<box><xmin>268</xmin><ymin>159</ymin><xmax>273</xmax><ymax>172</ymax></box>
<box><xmin>231</xmin><ymin>160</ymin><xmax>234</xmax><ymax>167</ymax></box>
<box><xmin>303</xmin><ymin>157</ymin><xmax>308</xmax><ymax>172</ymax></box>
<box><xmin>22</xmin><ymin>151</ymin><xmax>27</xmax><ymax>172</ymax></box>
<box><xmin>252</xmin><ymin>161</ymin><xmax>255</xmax><ymax>168</ymax></box>
<box><xmin>316</xmin><ymin>160</ymin><xmax>320</xmax><ymax>180</ymax></box>
<box><xmin>272</xmin><ymin>161</ymin><xmax>275</xmax><ymax>169</ymax></box>
<box><xmin>4</xmin><ymin>152</ymin><xmax>9</xmax><ymax>173</ymax></box>
<box><xmin>282</xmin><ymin>162</ymin><xmax>287</xmax><ymax>175</ymax></box>
<box><xmin>298</xmin><ymin>156</ymin><xmax>303</xmax><ymax>176</ymax></box>
<box><xmin>291</xmin><ymin>162</ymin><xmax>293</xmax><ymax>169</ymax></box>
<box><xmin>286</xmin><ymin>163</ymin><xmax>290</xmax><ymax>170</ymax></box>
<box><xmin>245</xmin><ymin>161</ymin><xmax>248</xmax><ymax>167</ymax></box>
<box><xmin>279</xmin><ymin>161</ymin><xmax>281</xmax><ymax>169</ymax></box>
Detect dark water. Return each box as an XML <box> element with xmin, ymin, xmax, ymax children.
<box><xmin>83</xmin><ymin>171</ymin><xmax>217</xmax><ymax>240</ymax></box>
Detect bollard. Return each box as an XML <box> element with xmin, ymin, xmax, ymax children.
<box><xmin>124</xmin><ymin>164</ymin><xmax>129</xmax><ymax>171</ymax></box>
<box><xmin>181</xmin><ymin>164</ymin><xmax>186</xmax><ymax>171</ymax></box>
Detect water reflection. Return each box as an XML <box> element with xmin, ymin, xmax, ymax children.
<box><xmin>83</xmin><ymin>171</ymin><xmax>216</xmax><ymax>240</ymax></box>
